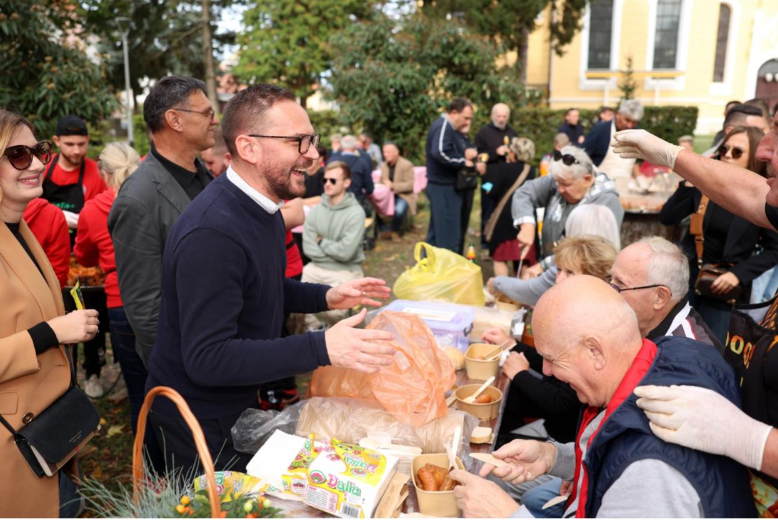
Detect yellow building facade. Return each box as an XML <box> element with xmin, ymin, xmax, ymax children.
<box><xmin>524</xmin><ymin>0</ymin><xmax>778</xmax><ymax>133</ymax></box>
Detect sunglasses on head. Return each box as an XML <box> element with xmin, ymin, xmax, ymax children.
<box><xmin>3</xmin><ymin>141</ymin><xmax>53</xmax><ymax>170</ymax></box>
<box><xmin>553</xmin><ymin>150</ymin><xmax>580</xmax><ymax>166</ymax></box>
<box><xmin>323</xmin><ymin>177</ymin><xmax>339</xmax><ymax>185</ymax></box>
<box><xmin>717</xmin><ymin>144</ymin><xmax>744</xmax><ymax>160</ymax></box>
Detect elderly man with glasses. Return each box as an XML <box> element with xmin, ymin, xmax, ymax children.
<box><xmin>511</xmin><ymin>145</ymin><xmax>623</xmax><ymax>275</ymax></box>
<box><xmin>109</xmin><ymin>75</ymin><xmax>218</xmax><ymax>367</ymax></box>
<box><xmin>609</xmin><ymin>236</ymin><xmax>721</xmax><ymax>349</ymax></box>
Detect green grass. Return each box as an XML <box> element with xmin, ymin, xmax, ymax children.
<box><xmin>693</xmin><ymin>134</ymin><xmax>715</xmax><ymax>154</ymax></box>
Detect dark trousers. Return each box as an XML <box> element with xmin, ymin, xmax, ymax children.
<box><xmin>64</xmin><ymin>288</ymin><xmax>108</xmax><ymax>378</ymax></box>
<box><xmin>459</xmin><ymin>188</ymin><xmax>475</xmax><ymax>254</ymax></box>
<box><xmin>108</xmin><ymin>307</ymin><xmax>164</xmax><ymax>471</ymax></box>
<box><xmin>149</xmin><ymin>404</ymin><xmax>254</xmax><ymax>481</ymax></box>
<box><xmin>426</xmin><ymin>183</ymin><xmax>463</xmax><ymax>253</ymax></box>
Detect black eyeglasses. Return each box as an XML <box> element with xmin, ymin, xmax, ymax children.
<box><xmin>173</xmin><ymin>107</ymin><xmax>216</xmax><ymax>119</ymax></box>
<box><xmin>322</xmin><ymin>177</ymin><xmax>339</xmax><ymax>185</ymax></box>
<box><xmin>608</xmin><ymin>281</ymin><xmax>664</xmax><ymax>293</ymax></box>
<box><xmin>3</xmin><ymin>141</ymin><xmax>53</xmax><ymax>170</ymax></box>
<box><xmin>716</xmin><ymin>144</ymin><xmax>744</xmax><ymax>160</ymax></box>
<box><xmin>553</xmin><ymin>150</ymin><xmax>580</xmax><ymax>166</ymax></box>
<box><xmin>248</xmin><ymin>134</ymin><xmax>320</xmax><ymax>155</ymax></box>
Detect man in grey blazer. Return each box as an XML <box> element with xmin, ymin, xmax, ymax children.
<box><xmin>108</xmin><ymin>76</ymin><xmax>217</xmax><ymax>366</ymax></box>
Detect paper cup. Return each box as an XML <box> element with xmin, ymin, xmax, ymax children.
<box><xmin>412</xmin><ymin>453</ymin><xmax>464</xmax><ymax>517</ymax></box>
<box><xmin>464</xmin><ymin>343</ymin><xmax>500</xmax><ymax>381</ymax></box>
<box><xmin>454</xmin><ymin>384</ymin><xmax>503</xmax><ymax>420</ymax></box>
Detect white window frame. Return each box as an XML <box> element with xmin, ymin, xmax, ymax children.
<box><xmin>578</xmin><ymin>0</ymin><xmax>625</xmax><ymax>91</ymax></box>
<box><xmin>644</xmin><ymin>0</ymin><xmax>693</xmax><ymax>91</ymax></box>
<box><xmin>710</xmin><ymin>1</ymin><xmax>741</xmax><ymax>96</ymax></box>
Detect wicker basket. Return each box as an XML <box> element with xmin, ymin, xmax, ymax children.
<box><xmin>132</xmin><ymin>386</ymin><xmax>221</xmax><ymax>518</ymax></box>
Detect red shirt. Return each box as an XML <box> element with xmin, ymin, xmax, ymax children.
<box><xmin>47</xmin><ymin>155</ymin><xmax>107</xmax><ymax>204</ymax></box>
<box><xmin>285</xmin><ymin>229</ymin><xmax>303</xmax><ymax>278</ymax></box>
<box><xmin>74</xmin><ymin>189</ymin><xmax>122</xmax><ymax>307</ymax></box>
<box><xmin>22</xmin><ymin>198</ymin><xmax>70</xmax><ymax>288</ymax></box>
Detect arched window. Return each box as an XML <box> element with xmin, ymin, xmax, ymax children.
<box><xmin>587</xmin><ymin>0</ymin><xmax>614</xmax><ymax>70</ymax></box>
<box><xmin>652</xmin><ymin>0</ymin><xmax>682</xmax><ymax>69</ymax></box>
<box><xmin>713</xmin><ymin>4</ymin><xmax>731</xmax><ymax>82</ymax></box>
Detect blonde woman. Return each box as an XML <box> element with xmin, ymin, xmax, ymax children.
<box><xmin>0</xmin><ymin>110</ymin><xmax>98</xmax><ymax>517</ymax></box>
<box><xmin>73</xmin><ymin>143</ymin><xmax>157</xmax><ymax>456</ymax></box>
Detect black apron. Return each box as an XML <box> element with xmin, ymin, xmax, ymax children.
<box><xmin>725</xmin><ymin>295</ymin><xmax>778</xmax><ymax>516</ymax></box>
<box><xmin>42</xmin><ymin>153</ymin><xmax>85</xmax><ymax>247</ymax></box>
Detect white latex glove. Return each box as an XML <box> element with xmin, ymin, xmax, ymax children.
<box><xmin>610</xmin><ymin>129</ymin><xmax>685</xmax><ymax>169</ymax></box>
<box><xmin>635</xmin><ymin>385</ymin><xmax>772</xmax><ymax>470</ymax></box>
<box><xmin>62</xmin><ymin>210</ymin><xmax>79</xmax><ymax>229</ymax></box>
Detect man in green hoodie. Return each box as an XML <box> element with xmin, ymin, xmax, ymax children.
<box><xmin>302</xmin><ymin>161</ymin><xmax>366</xmax><ymax>329</ymax></box>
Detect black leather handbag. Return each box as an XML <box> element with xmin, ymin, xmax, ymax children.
<box><xmin>0</xmin><ymin>350</ymin><xmax>100</xmax><ymax>478</ymax></box>
<box><xmin>455</xmin><ymin>165</ymin><xmax>478</xmax><ymax>191</ymax></box>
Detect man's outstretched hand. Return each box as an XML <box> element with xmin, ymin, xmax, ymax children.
<box><xmin>611</xmin><ymin>129</ymin><xmax>685</xmax><ymax>169</ymax></box>
<box><xmin>326</xmin><ymin>277</ymin><xmax>392</xmax><ymax>310</ymax></box>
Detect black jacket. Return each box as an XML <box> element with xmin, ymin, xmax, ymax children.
<box><xmin>485</xmin><ymin>162</ymin><xmax>535</xmax><ymax>254</ymax></box>
<box><xmin>660</xmin><ymin>184</ymin><xmax>778</xmax><ymax>303</ymax></box>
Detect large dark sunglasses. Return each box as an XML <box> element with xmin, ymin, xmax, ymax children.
<box><xmin>553</xmin><ymin>150</ymin><xmax>580</xmax><ymax>166</ymax></box>
<box><xmin>322</xmin><ymin>177</ymin><xmax>339</xmax><ymax>185</ymax></box>
<box><xmin>716</xmin><ymin>144</ymin><xmax>744</xmax><ymax>160</ymax></box>
<box><xmin>3</xmin><ymin>141</ymin><xmax>53</xmax><ymax>170</ymax></box>
<box><xmin>248</xmin><ymin>133</ymin><xmax>321</xmax><ymax>154</ymax></box>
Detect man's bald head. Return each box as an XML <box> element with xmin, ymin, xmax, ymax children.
<box><xmin>533</xmin><ymin>276</ymin><xmax>642</xmax><ymax>407</ymax></box>
<box><xmin>491</xmin><ymin>103</ymin><xmax>510</xmax><ymax>130</ymax></box>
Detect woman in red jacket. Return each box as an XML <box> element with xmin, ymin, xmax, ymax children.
<box><xmin>74</xmin><ymin>143</ymin><xmax>152</xmax><ymax>439</ymax></box>
<box><xmin>22</xmin><ymin>197</ymin><xmax>70</xmax><ymax>287</ymax></box>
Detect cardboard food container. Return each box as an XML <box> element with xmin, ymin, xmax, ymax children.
<box><xmin>411</xmin><ymin>453</ymin><xmax>464</xmax><ymax>518</ymax></box>
<box><xmin>454</xmin><ymin>384</ymin><xmax>503</xmax><ymax>420</ymax></box>
<box><xmin>495</xmin><ymin>295</ymin><xmax>520</xmax><ymax>313</ymax></box>
<box><xmin>464</xmin><ymin>343</ymin><xmax>500</xmax><ymax>381</ymax></box>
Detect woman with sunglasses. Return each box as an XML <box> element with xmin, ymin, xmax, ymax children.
<box><xmin>660</xmin><ymin>125</ymin><xmax>777</xmax><ymax>343</ymax></box>
<box><xmin>0</xmin><ymin>110</ymin><xmax>99</xmax><ymax>516</ymax></box>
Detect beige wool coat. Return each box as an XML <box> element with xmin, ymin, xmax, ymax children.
<box><xmin>0</xmin><ymin>218</ymin><xmax>79</xmax><ymax>517</ymax></box>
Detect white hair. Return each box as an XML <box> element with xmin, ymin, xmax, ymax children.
<box><xmin>619</xmin><ymin>99</ymin><xmax>644</xmax><ymax>121</ymax></box>
<box><xmin>341</xmin><ymin>134</ymin><xmax>358</xmax><ymax>150</ymax></box>
<box><xmin>565</xmin><ymin>204</ymin><xmax>621</xmax><ymax>249</ymax></box>
<box><xmin>637</xmin><ymin>236</ymin><xmax>689</xmax><ymax>301</ymax></box>
<box><xmin>550</xmin><ymin>145</ymin><xmax>596</xmax><ymax>180</ymax></box>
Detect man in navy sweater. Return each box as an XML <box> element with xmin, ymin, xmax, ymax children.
<box><xmin>146</xmin><ymin>84</ymin><xmax>397</xmax><ymax>476</ymax></box>
<box><xmin>425</xmin><ymin>98</ymin><xmax>478</xmax><ymax>253</ymax></box>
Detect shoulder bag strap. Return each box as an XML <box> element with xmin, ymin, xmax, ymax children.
<box><xmin>485</xmin><ymin>164</ymin><xmax>531</xmax><ymax>242</ymax></box>
<box><xmin>690</xmin><ymin>195</ymin><xmax>710</xmax><ymax>268</ymax></box>
<box><xmin>43</xmin><ymin>153</ymin><xmax>60</xmax><ymax>182</ymax></box>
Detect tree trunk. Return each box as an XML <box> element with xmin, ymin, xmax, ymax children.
<box><xmin>517</xmin><ymin>25</ymin><xmax>529</xmax><ymax>84</ymax></box>
<box><xmin>201</xmin><ymin>0</ymin><xmax>218</xmax><ymax>114</ymax></box>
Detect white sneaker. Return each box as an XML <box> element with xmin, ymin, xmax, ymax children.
<box><xmin>84</xmin><ymin>374</ymin><xmax>103</xmax><ymax>398</ymax></box>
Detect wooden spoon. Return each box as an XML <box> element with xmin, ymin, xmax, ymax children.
<box><xmin>480</xmin><ymin>339</ymin><xmax>513</xmax><ymax>361</ymax></box>
<box><xmin>462</xmin><ymin>376</ymin><xmax>495</xmax><ymax>404</ymax></box>
<box><xmin>446</xmin><ymin>426</ymin><xmax>461</xmax><ymax>471</ymax></box>
<box><xmin>485</xmin><ymin>342</ymin><xmax>518</xmax><ymax>362</ymax></box>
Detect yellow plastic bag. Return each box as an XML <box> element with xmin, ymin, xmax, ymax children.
<box><xmin>393</xmin><ymin>242</ymin><xmax>485</xmax><ymax>306</ymax></box>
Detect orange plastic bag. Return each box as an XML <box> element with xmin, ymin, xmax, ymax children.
<box><xmin>309</xmin><ymin>311</ymin><xmax>455</xmax><ymax>426</ymax></box>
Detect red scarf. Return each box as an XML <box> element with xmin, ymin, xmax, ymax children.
<box><xmin>566</xmin><ymin>339</ymin><xmax>658</xmax><ymax>517</ymax></box>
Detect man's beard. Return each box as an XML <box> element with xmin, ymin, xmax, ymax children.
<box><xmin>61</xmin><ymin>151</ymin><xmax>84</xmax><ymax>167</ymax></box>
<box><xmin>492</xmin><ymin>120</ymin><xmax>507</xmax><ymax>130</ymax></box>
<box><xmin>265</xmin><ymin>165</ymin><xmax>307</xmax><ymax>200</ymax></box>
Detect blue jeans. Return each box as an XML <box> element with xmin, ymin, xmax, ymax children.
<box><xmin>392</xmin><ymin>196</ymin><xmax>409</xmax><ymax>232</ymax></box>
<box><xmin>59</xmin><ymin>472</ymin><xmax>82</xmax><ymax>517</ymax></box>
<box><xmin>522</xmin><ymin>477</ymin><xmax>565</xmax><ymax>518</ymax></box>
<box><xmin>689</xmin><ymin>295</ymin><xmax>732</xmax><ymax>345</ymax></box>
<box><xmin>108</xmin><ymin>307</ymin><xmax>164</xmax><ymax>471</ymax></box>
<box><xmin>426</xmin><ymin>183</ymin><xmax>463</xmax><ymax>253</ymax></box>
<box><xmin>751</xmin><ymin>267</ymin><xmax>778</xmax><ymax>304</ymax></box>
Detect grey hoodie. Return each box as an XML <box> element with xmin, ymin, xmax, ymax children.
<box><xmin>511</xmin><ymin>173</ymin><xmax>624</xmax><ymax>258</ymax></box>
<box><xmin>303</xmin><ymin>192</ymin><xmax>365</xmax><ymax>272</ymax></box>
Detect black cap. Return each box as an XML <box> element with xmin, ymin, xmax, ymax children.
<box><xmin>55</xmin><ymin>115</ymin><xmax>88</xmax><ymax>136</ymax></box>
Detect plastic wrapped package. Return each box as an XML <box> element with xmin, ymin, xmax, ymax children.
<box><xmin>232</xmin><ymin>401</ymin><xmax>305</xmax><ymax>455</ymax></box>
<box><xmin>295</xmin><ymin>397</ymin><xmax>478</xmax><ymax>457</ymax></box>
<box><xmin>309</xmin><ymin>311</ymin><xmax>456</xmax><ymax>426</ymax></box>
<box><xmin>469</xmin><ymin>306</ymin><xmax>514</xmax><ymax>341</ymax></box>
<box><xmin>394</xmin><ymin>242</ymin><xmax>485</xmax><ymax>306</ymax></box>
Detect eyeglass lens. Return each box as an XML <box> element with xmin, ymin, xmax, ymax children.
<box><xmin>553</xmin><ymin>150</ymin><xmax>577</xmax><ymax>166</ymax></box>
<box><xmin>717</xmin><ymin>145</ymin><xmax>743</xmax><ymax>159</ymax></box>
<box><xmin>323</xmin><ymin>177</ymin><xmax>338</xmax><ymax>185</ymax></box>
<box><xmin>300</xmin><ymin>134</ymin><xmax>320</xmax><ymax>154</ymax></box>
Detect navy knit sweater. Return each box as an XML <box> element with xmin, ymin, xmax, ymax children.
<box><xmin>146</xmin><ymin>174</ymin><xmax>331</xmax><ymax>418</ymax></box>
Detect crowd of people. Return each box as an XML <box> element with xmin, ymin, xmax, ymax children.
<box><xmin>2</xmin><ymin>71</ymin><xmax>778</xmax><ymax>519</ymax></box>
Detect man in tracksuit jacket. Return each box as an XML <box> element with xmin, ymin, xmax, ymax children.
<box><xmin>424</xmin><ymin>98</ymin><xmax>477</xmax><ymax>253</ymax></box>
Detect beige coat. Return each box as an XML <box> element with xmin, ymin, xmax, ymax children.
<box><xmin>379</xmin><ymin>156</ymin><xmax>417</xmax><ymax>215</ymax></box>
<box><xmin>1</xmin><ymin>219</ymin><xmax>76</xmax><ymax>517</ymax></box>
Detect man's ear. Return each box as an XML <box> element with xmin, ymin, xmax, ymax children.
<box><xmin>52</xmin><ymin>136</ymin><xmax>61</xmax><ymax>148</ymax></box>
<box><xmin>344</xmin><ymin>178</ymin><xmax>352</xmax><ymax>190</ymax></box>
<box><xmin>233</xmin><ymin>135</ymin><xmax>259</xmax><ymax>165</ymax></box>
<box><xmin>583</xmin><ymin>335</ymin><xmax>607</xmax><ymax>370</ymax></box>
<box><xmin>653</xmin><ymin>286</ymin><xmax>673</xmax><ymax>310</ymax></box>
<box><xmin>163</xmin><ymin>110</ymin><xmax>183</xmax><ymax>132</ymax></box>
